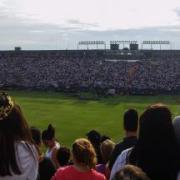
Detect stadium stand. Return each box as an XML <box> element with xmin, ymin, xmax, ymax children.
<box><xmin>0</xmin><ymin>49</ymin><xmax>180</xmax><ymax>95</ymax></box>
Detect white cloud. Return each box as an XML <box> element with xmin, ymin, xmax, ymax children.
<box><xmin>1</xmin><ymin>0</ymin><xmax>180</xmax><ymax>29</ymax></box>
<box><xmin>0</xmin><ymin>0</ymin><xmax>180</xmax><ymax>49</ymax></box>
<box><xmin>175</xmin><ymin>8</ymin><xmax>180</xmax><ymax>19</ymax></box>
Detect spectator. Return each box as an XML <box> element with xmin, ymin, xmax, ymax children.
<box><xmin>101</xmin><ymin>135</ymin><xmax>111</xmax><ymax>143</ymax></box>
<box><xmin>96</xmin><ymin>139</ymin><xmax>115</xmax><ymax>179</ymax></box>
<box><xmin>112</xmin><ymin>165</ymin><xmax>150</xmax><ymax>180</ymax></box>
<box><xmin>56</xmin><ymin>146</ymin><xmax>71</xmax><ymax>167</ymax></box>
<box><xmin>0</xmin><ymin>92</ymin><xmax>38</xmax><ymax>180</ymax></box>
<box><xmin>109</xmin><ymin>109</ymin><xmax>138</xmax><ymax>169</ymax></box>
<box><xmin>173</xmin><ymin>116</ymin><xmax>180</xmax><ymax>147</ymax></box>
<box><xmin>42</xmin><ymin>124</ymin><xmax>60</xmax><ymax>168</ymax></box>
<box><xmin>110</xmin><ymin>104</ymin><xmax>180</xmax><ymax>180</ymax></box>
<box><xmin>51</xmin><ymin>138</ymin><xmax>106</xmax><ymax>180</ymax></box>
<box><xmin>173</xmin><ymin>117</ymin><xmax>180</xmax><ymax>180</ymax></box>
<box><xmin>86</xmin><ymin>129</ymin><xmax>103</xmax><ymax>164</ymax></box>
<box><xmin>30</xmin><ymin>127</ymin><xmax>56</xmax><ymax>180</ymax></box>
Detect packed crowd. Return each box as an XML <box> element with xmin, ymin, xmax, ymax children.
<box><xmin>0</xmin><ymin>52</ymin><xmax>180</xmax><ymax>94</ymax></box>
<box><xmin>0</xmin><ymin>92</ymin><xmax>180</xmax><ymax>180</ymax></box>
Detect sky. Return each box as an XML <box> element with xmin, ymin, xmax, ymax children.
<box><xmin>0</xmin><ymin>0</ymin><xmax>180</xmax><ymax>50</ymax></box>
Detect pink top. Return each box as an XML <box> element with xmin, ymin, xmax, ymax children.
<box><xmin>51</xmin><ymin>165</ymin><xmax>106</xmax><ymax>180</ymax></box>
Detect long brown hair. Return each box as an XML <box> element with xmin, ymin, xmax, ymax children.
<box><xmin>0</xmin><ymin>102</ymin><xmax>32</xmax><ymax>176</ymax></box>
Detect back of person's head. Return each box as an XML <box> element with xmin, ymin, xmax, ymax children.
<box><xmin>30</xmin><ymin>127</ymin><xmax>41</xmax><ymax>146</ymax></box>
<box><xmin>101</xmin><ymin>135</ymin><xmax>111</xmax><ymax>143</ymax></box>
<box><xmin>130</xmin><ymin>103</ymin><xmax>180</xmax><ymax>180</ymax></box>
<box><xmin>86</xmin><ymin>129</ymin><xmax>101</xmax><ymax>145</ymax></box>
<box><xmin>56</xmin><ymin>146</ymin><xmax>70</xmax><ymax>167</ymax></box>
<box><xmin>123</xmin><ymin>109</ymin><xmax>138</xmax><ymax>132</ymax></box>
<box><xmin>100</xmin><ymin>139</ymin><xmax>115</xmax><ymax>163</ymax></box>
<box><xmin>72</xmin><ymin>138</ymin><xmax>97</xmax><ymax>169</ymax></box>
<box><xmin>0</xmin><ymin>92</ymin><xmax>32</xmax><ymax>176</ymax></box>
<box><xmin>113</xmin><ymin>165</ymin><xmax>150</xmax><ymax>180</ymax></box>
<box><xmin>86</xmin><ymin>130</ymin><xmax>103</xmax><ymax>164</ymax></box>
<box><xmin>173</xmin><ymin>116</ymin><xmax>180</xmax><ymax>147</ymax></box>
<box><xmin>42</xmin><ymin>124</ymin><xmax>55</xmax><ymax>141</ymax></box>
<box><xmin>138</xmin><ymin>104</ymin><xmax>174</xmax><ymax>147</ymax></box>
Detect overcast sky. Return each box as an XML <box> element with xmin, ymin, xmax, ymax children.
<box><xmin>1</xmin><ymin>0</ymin><xmax>180</xmax><ymax>50</ymax></box>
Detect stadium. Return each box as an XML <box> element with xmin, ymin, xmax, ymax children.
<box><xmin>1</xmin><ymin>40</ymin><xmax>180</xmax><ymax>180</ymax></box>
<box><xmin>1</xmin><ymin>0</ymin><xmax>180</xmax><ymax>178</ymax></box>
<box><xmin>1</xmin><ymin>40</ymin><xmax>180</xmax><ymax>142</ymax></box>
<box><xmin>1</xmin><ymin>40</ymin><xmax>180</xmax><ymax>95</ymax></box>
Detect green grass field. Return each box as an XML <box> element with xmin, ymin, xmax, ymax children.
<box><xmin>6</xmin><ymin>90</ymin><xmax>180</xmax><ymax>147</ymax></box>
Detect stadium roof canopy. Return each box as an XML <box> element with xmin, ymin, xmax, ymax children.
<box><xmin>110</xmin><ymin>41</ymin><xmax>137</xmax><ymax>44</ymax></box>
<box><xmin>78</xmin><ymin>41</ymin><xmax>106</xmax><ymax>45</ymax></box>
<box><xmin>142</xmin><ymin>41</ymin><xmax>170</xmax><ymax>44</ymax></box>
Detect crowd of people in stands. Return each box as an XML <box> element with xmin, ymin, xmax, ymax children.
<box><xmin>0</xmin><ymin>53</ymin><xmax>180</xmax><ymax>94</ymax></box>
<box><xmin>0</xmin><ymin>92</ymin><xmax>180</xmax><ymax>180</ymax></box>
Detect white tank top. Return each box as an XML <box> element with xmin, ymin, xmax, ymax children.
<box><xmin>45</xmin><ymin>141</ymin><xmax>60</xmax><ymax>160</ymax></box>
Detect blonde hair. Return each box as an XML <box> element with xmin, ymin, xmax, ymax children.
<box><xmin>72</xmin><ymin>138</ymin><xmax>97</xmax><ymax>168</ymax></box>
<box><xmin>113</xmin><ymin>165</ymin><xmax>150</xmax><ymax>180</ymax></box>
<box><xmin>100</xmin><ymin>139</ymin><xmax>115</xmax><ymax>163</ymax></box>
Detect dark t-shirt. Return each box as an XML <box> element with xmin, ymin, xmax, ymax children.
<box><xmin>39</xmin><ymin>157</ymin><xmax>56</xmax><ymax>180</ymax></box>
<box><xmin>109</xmin><ymin>136</ymin><xmax>137</xmax><ymax>169</ymax></box>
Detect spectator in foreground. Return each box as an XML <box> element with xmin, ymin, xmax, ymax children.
<box><xmin>0</xmin><ymin>92</ymin><xmax>38</xmax><ymax>180</ymax></box>
<box><xmin>86</xmin><ymin>129</ymin><xmax>103</xmax><ymax>164</ymax></box>
<box><xmin>110</xmin><ymin>104</ymin><xmax>180</xmax><ymax>180</ymax></box>
<box><xmin>100</xmin><ymin>135</ymin><xmax>111</xmax><ymax>143</ymax></box>
<box><xmin>109</xmin><ymin>109</ymin><xmax>138</xmax><ymax>169</ymax></box>
<box><xmin>30</xmin><ymin>127</ymin><xmax>56</xmax><ymax>180</ymax></box>
<box><xmin>112</xmin><ymin>165</ymin><xmax>150</xmax><ymax>180</ymax></box>
<box><xmin>173</xmin><ymin>116</ymin><xmax>180</xmax><ymax>147</ymax></box>
<box><xmin>96</xmin><ymin>139</ymin><xmax>115</xmax><ymax>179</ymax></box>
<box><xmin>56</xmin><ymin>146</ymin><xmax>71</xmax><ymax>167</ymax></box>
<box><xmin>51</xmin><ymin>138</ymin><xmax>106</xmax><ymax>180</ymax></box>
<box><xmin>42</xmin><ymin>124</ymin><xmax>60</xmax><ymax>168</ymax></box>
<box><xmin>173</xmin><ymin>116</ymin><xmax>180</xmax><ymax>180</ymax></box>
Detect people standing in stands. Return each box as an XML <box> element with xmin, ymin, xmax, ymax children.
<box><xmin>86</xmin><ymin>129</ymin><xmax>103</xmax><ymax>164</ymax></box>
<box><xmin>30</xmin><ymin>127</ymin><xmax>56</xmax><ymax>180</ymax></box>
<box><xmin>0</xmin><ymin>92</ymin><xmax>38</xmax><ymax>180</ymax></box>
<box><xmin>110</xmin><ymin>104</ymin><xmax>180</xmax><ymax>180</ymax></box>
<box><xmin>51</xmin><ymin>138</ymin><xmax>106</xmax><ymax>180</ymax></box>
<box><xmin>42</xmin><ymin>124</ymin><xmax>60</xmax><ymax>168</ymax></box>
<box><xmin>109</xmin><ymin>109</ymin><xmax>138</xmax><ymax>169</ymax></box>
